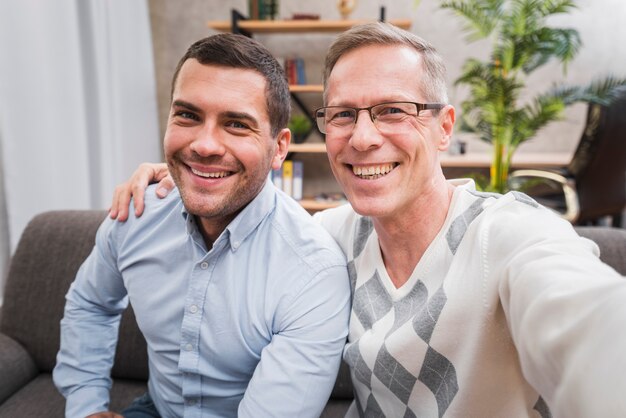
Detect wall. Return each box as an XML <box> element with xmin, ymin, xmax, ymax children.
<box><xmin>148</xmin><ymin>0</ymin><xmax>626</xmax><ymax>155</ymax></box>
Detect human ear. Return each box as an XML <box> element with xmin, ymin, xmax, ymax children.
<box><xmin>271</xmin><ymin>128</ymin><xmax>291</xmax><ymax>170</ymax></box>
<box><xmin>437</xmin><ymin>105</ymin><xmax>455</xmax><ymax>151</ymax></box>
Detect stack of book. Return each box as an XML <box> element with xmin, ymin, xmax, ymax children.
<box><xmin>271</xmin><ymin>160</ymin><xmax>303</xmax><ymax>201</ymax></box>
<box><xmin>248</xmin><ymin>0</ymin><xmax>279</xmax><ymax>20</ymax></box>
<box><xmin>284</xmin><ymin>58</ymin><xmax>306</xmax><ymax>85</ymax></box>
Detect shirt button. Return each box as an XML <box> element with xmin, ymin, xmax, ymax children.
<box><xmin>233</xmin><ymin>241</ymin><xmax>240</xmax><ymax>249</ymax></box>
<box><xmin>189</xmin><ymin>305</ymin><xmax>198</xmax><ymax>314</ymax></box>
<box><xmin>200</xmin><ymin>261</ymin><xmax>209</xmax><ymax>269</ymax></box>
<box><xmin>185</xmin><ymin>343</ymin><xmax>193</xmax><ymax>351</ymax></box>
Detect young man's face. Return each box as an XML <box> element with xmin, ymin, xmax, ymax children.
<box><xmin>324</xmin><ymin>44</ymin><xmax>454</xmax><ymax>219</ymax></box>
<box><xmin>164</xmin><ymin>59</ymin><xmax>288</xmax><ymax>234</ymax></box>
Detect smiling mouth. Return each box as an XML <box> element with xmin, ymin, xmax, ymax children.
<box><xmin>191</xmin><ymin>167</ymin><xmax>232</xmax><ymax>179</ymax></box>
<box><xmin>351</xmin><ymin>163</ymin><xmax>398</xmax><ymax>180</ymax></box>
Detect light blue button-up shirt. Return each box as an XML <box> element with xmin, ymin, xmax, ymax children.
<box><xmin>53</xmin><ymin>181</ymin><xmax>351</xmax><ymax>418</ymax></box>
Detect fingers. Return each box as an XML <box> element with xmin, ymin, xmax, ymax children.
<box><xmin>156</xmin><ymin>176</ymin><xmax>176</xmax><ymax>198</ymax></box>
<box><xmin>109</xmin><ymin>183</ymin><xmax>131</xmax><ymax>221</ymax></box>
<box><xmin>130</xmin><ymin>163</ymin><xmax>158</xmax><ymax>217</ymax></box>
<box><xmin>108</xmin><ymin>162</ymin><xmax>171</xmax><ymax>221</ymax></box>
<box><xmin>154</xmin><ymin>162</ymin><xmax>170</xmax><ymax>181</ymax></box>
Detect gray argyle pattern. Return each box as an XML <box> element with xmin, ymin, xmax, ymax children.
<box><xmin>346</xmin><ymin>193</ymin><xmax>497</xmax><ymax>417</ymax></box>
<box><xmin>345</xmin><ymin>188</ymin><xmax>548</xmax><ymax>417</ymax></box>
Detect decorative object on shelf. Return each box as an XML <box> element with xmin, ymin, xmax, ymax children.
<box><xmin>337</xmin><ymin>0</ymin><xmax>357</xmax><ymax>20</ymax></box>
<box><xmin>291</xmin><ymin>13</ymin><xmax>320</xmax><ymax>20</ymax></box>
<box><xmin>448</xmin><ymin>139</ymin><xmax>467</xmax><ymax>156</ymax></box>
<box><xmin>442</xmin><ymin>0</ymin><xmax>626</xmax><ymax>193</ymax></box>
<box><xmin>288</xmin><ymin>114</ymin><xmax>313</xmax><ymax>144</ymax></box>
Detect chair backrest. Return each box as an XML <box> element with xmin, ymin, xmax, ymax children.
<box><xmin>0</xmin><ymin>210</ymin><xmax>148</xmax><ymax>379</ymax></box>
<box><xmin>567</xmin><ymin>87</ymin><xmax>626</xmax><ymax>222</ymax></box>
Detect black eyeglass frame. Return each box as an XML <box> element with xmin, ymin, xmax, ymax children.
<box><xmin>314</xmin><ymin>101</ymin><xmax>446</xmax><ymax>134</ymax></box>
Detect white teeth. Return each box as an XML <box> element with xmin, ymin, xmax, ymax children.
<box><xmin>191</xmin><ymin>168</ymin><xmax>230</xmax><ymax>178</ymax></box>
<box><xmin>352</xmin><ymin>163</ymin><xmax>396</xmax><ymax>179</ymax></box>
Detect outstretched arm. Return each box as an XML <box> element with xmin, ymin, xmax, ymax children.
<box><xmin>109</xmin><ymin>162</ymin><xmax>173</xmax><ymax>221</ymax></box>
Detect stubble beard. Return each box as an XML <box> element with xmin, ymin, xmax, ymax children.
<box><xmin>167</xmin><ymin>152</ymin><xmax>269</xmax><ymax>222</ymax></box>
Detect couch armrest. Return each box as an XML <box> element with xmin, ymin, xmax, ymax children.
<box><xmin>0</xmin><ymin>332</ymin><xmax>38</xmax><ymax>404</ymax></box>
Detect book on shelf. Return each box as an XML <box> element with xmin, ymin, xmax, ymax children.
<box><xmin>270</xmin><ymin>159</ymin><xmax>303</xmax><ymax>201</ymax></box>
<box><xmin>284</xmin><ymin>58</ymin><xmax>306</xmax><ymax>85</ymax></box>
<box><xmin>271</xmin><ymin>165</ymin><xmax>283</xmax><ymax>191</ymax></box>
<box><xmin>292</xmin><ymin>160</ymin><xmax>303</xmax><ymax>201</ymax></box>
<box><xmin>295</xmin><ymin>58</ymin><xmax>306</xmax><ymax>85</ymax></box>
<box><xmin>249</xmin><ymin>0</ymin><xmax>279</xmax><ymax>20</ymax></box>
<box><xmin>282</xmin><ymin>160</ymin><xmax>293</xmax><ymax>197</ymax></box>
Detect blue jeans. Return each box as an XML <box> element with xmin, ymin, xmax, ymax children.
<box><xmin>121</xmin><ymin>392</ymin><xmax>161</xmax><ymax>418</ymax></box>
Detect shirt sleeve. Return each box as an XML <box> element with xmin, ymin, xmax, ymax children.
<box><xmin>52</xmin><ymin>218</ymin><xmax>129</xmax><ymax>418</ymax></box>
<box><xmin>492</xmin><ymin>203</ymin><xmax>626</xmax><ymax>416</ymax></box>
<box><xmin>237</xmin><ymin>263</ymin><xmax>351</xmax><ymax>418</ymax></box>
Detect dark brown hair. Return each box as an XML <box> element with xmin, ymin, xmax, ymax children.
<box><xmin>171</xmin><ymin>33</ymin><xmax>290</xmax><ymax>137</ymax></box>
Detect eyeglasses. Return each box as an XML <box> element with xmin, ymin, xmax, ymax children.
<box><xmin>314</xmin><ymin>101</ymin><xmax>445</xmax><ymax>135</ymax></box>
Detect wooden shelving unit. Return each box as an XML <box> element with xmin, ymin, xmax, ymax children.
<box><xmin>299</xmin><ymin>198</ymin><xmax>345</xmax><ymax>211</ymax></box>
<box><xmin>207</xmin><ymin>19</ymin><xmax>412</xmax><ymax>34</ymax></box>
<box><xmin>289</xmin><ymin>84</ymin><xmax>323</xmax><ymax>93</ymax></box>
<box><xmin>210</xmin><ymin>9</ymin><xmax>412</xmax><ymax>212</ymax></box>
<box><xmin>288</xmin><ymin>143</ymin><xmax>326</xmax><ymax>153</ymax></box>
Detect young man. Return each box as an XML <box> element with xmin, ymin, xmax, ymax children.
<box><xmin>53</xmin><ymin>34</ymin><xmax>351</xmax><ymax>418</ymax></box>
<box><xmin>114</xmin><ymin>23</ymin><xmax>626</xmax><ymax>417</ymax></box>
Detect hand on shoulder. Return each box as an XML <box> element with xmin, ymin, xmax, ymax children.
<box><xmin>109</xmin><ymin>162</ymin><xmax>173</xmax><ymax>221</ymax></box>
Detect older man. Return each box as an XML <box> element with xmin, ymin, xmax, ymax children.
<box><xmin>114</xmin><ymin>23</ymin><xmax>626</xmax><ymax>417</ymax></box>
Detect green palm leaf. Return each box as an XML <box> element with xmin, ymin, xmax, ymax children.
<box><xmin>448</xmin><ymin>0</ymin><xmax>626</xmax><ymax>193</ymax></box>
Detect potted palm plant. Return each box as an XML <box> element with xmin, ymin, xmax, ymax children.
<box><xmin>441</xmin><ymin>0</ymin><xmax>626</xmax><ymax>193</ymax></box>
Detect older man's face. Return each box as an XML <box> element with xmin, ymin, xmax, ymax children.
<box><xmin>324</xmin><ymin>44</ymin><xmax>454</xmax><ymax>219</ymax></box>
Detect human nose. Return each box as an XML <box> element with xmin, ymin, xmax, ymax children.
<box><xmin>189</xmin><ymin>125</ymin><xmax>226</xmax><ymax>157</ymax></box>
<box><xmin>348</xmin><ymin>109</ymin><xmax>383</xmax><ymax>151</ymax></box>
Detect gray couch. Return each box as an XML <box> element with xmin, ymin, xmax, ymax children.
<box><xmin>1</xmin><ymin>211</ymin><xmax>625</xmax><ymax>417</ymax></box>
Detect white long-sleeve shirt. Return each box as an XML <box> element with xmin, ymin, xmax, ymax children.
<box><xmin>316</xmin><ymin>179</ymin><xmax>626</xmax><ymax>417</ymax></box>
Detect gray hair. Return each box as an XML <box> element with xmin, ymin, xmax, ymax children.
<box><xmin>323</xmin><ymin>22</ymin><xmax>448</xmax><ymax>104</ymax></box>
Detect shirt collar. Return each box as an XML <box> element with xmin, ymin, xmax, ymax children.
<box><xmin>181</xmin><ymin>180</ymin><xmax>277</xmax><ymax>251</ymax></box>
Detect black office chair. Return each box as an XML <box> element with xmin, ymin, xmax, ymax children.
<box><xmin>509</xmin><ymin>87</ymin><xmax>626</xmax><ymax>226</ymax></box>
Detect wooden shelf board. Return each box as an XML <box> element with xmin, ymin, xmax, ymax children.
<box><xmin>208</xmin><ymin>19</ymin><xmax>412</xmax><ymax>33</ymax></box>
<box><xmin>289</xmin><ymin>143</ymin><xmax>326</xmax><ymax>153</ymax></box>
<box><xmin>440</xmin><ymin>152</ymin><xmax>571</xmax><ymax>168</ymax></box>
<box><xmin>289</xmin><ymin>84</ymin><xmax>323</xmax><ymax>93</ymax></box>
<box><xmin>299</xmin><ymin>199</ymin><xmax>345</xmax><ymax>211</ymax></box>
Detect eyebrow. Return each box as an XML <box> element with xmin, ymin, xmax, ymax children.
<box><xmin>222</xmin><ymin>111</ymin><xmax>259</xmax><ymax>128</ymax></box>
<box><xmin>171</xmin><ymin>101</ymin><xmax>259</xmax><ymax>126</ymax></box>
<box><xmin>172</xmin><ymin>100</ymin><xmax>201</xmax><ymax>113</ymax></box>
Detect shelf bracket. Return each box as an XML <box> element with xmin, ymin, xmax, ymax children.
<box><xmin>289</xmin><ymin>92</ymin><xmax>318</xmax><ymax>142</ymax></box>
<box><xmin>231</xmin><ymin>9</ymin><xmax>252</xmax><ymax>37</ymax></box>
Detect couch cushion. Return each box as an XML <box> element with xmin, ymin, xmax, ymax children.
<box><xmin>319</xmin><ymin>399</ymin><xmax>352</xmax><ymax>418</ymax></box>
<box><xmin>1</xmin><ymin>211</ymin><xmax>107</xmax><ymax>372</ymax></box>
<box><xmin>0</xmin><ymin>210</ymin><xmax>148</xmax><ymax>380</ymax></box>
<box><xmin>0</xmin><ymin>333</ymin><xmax>38</xmax><ymax>404</ymax></box>
<box><xmin>0</xmin><ymin>373</ymin><xmax>146</xmax><ymax>418</ymax></box>
<box><xmin>575</xmin><ymin>226</ymin><xmax>626</xmax><ymax>275</ymax></box>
